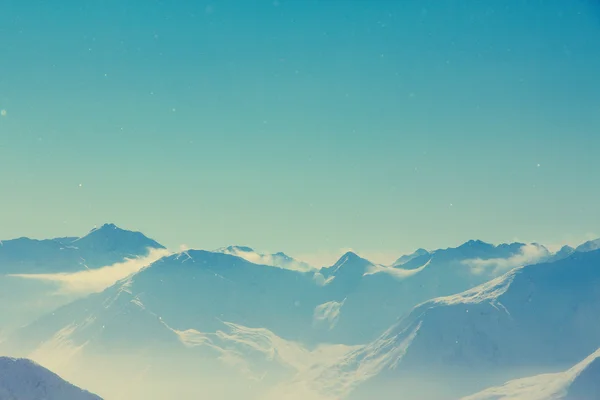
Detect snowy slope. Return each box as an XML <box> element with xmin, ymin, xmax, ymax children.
<box><xmin>463</xmin><ymin>348</ymin><xmax>600</xmax><ymax>400</ymax></box>
<box><xmin>318</xmin><ymin>251</ymin><xmax>374</xmax><ymax>295</ymax></box>
<box><xmin>0</xmin><ymin>357</ymin><xmax>101</xmax><ymax>400</ymax></box>
<box><xmin>3</xmin><ymin>284</ymin><xmax>355</xmax><ymax>400</ymax></box>
<box><xmin>323</xmin><ymin>241</ymin><xmax>551</xmax><ymax>344</ymax></box>
<box><xmin>1</xmin><ymin>248</ymin><xmax>365</xmax><ymax>399</ymax></box>
<box><xmin>307</xmin><ymin>249</ymin><xmax>600</xmax><ymax>400</ymax></box>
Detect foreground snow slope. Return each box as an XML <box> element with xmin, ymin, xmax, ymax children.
<box><xmin>463</xmin><ymin>348</ymin><xmax>600</xmax><ymax>400</ymax></box>
<box><xmin>0</xmin><ymin>357</ymin><xmax>101</xmax><ymax>400</ymax></box>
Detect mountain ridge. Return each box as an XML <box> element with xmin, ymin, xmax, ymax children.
<box><xmin>0</xmin><ymin>356</ymin><xmax>102</xmax><ymax>400</ymax></box>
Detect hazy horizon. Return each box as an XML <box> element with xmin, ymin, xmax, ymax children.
<box><xmin>1</xmin><ymin>221</ymin><xmax>597</xmax><ymax>266</ymax></box>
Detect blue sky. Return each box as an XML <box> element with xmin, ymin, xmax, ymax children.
<box><xmin>1</xmin><ymin>0</ymin><xmax>599</xmax><ymax>264</ymax></box>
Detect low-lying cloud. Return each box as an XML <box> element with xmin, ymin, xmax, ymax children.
<box><xmin>364</xmin><ymin>259</ymin><xmax>432</xmax><ymax>280</ymax></box>
<box><xmin>10</xmin><ymin>248</ymin><xmax>171</xmax><ymax>294</ymax></box>
<box><xmin>313</xmin><ymin>300</ymin><xmax>345</xmax><ymax>330</ymax></box>
<box><xmin>218</xmin><ymin>247</ymin><xmax>315</xmax><ymax>272</ymax></box>
<box><xmin>462</xmin><ymin>244</ymin><xmax>549</xmax><ymax>275</ymax></box>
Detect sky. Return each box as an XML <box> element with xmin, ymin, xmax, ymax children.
<box><xmin>1</xmin><ymin>0</ymin><xmax>599</xmax><ymax>265</ymax></box>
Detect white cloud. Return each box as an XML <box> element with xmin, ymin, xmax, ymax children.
<box><xmin>312</xmin><ymin>272</ymin><xmax>335</xmax><ymax>287</ymax></box>
<box><xmin>10</xmin><ymin>247</ymin><xmax>171</xmax><ymax>294</ymax></box>
<box><xmin>364</xmin><ymin>258</ymin><xmax>432</xmax><ymax>280</ymax></box>
<box><xmin>462</xmin><ymin>244</ymin><xmax>549</xmax><ymax>275</ymax></box>
<box><xmin>217</xmin><ymin>247</ymin><xmax>315</xmax><ymax>272</ymax></box>
<box><xmin>313</xmin><ymin>300</ymin><xmax>345</xmax><ymax>330</ymax></box>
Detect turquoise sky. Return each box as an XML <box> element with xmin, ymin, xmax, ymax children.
<box><xmin>1</xmin><ymin>0</ymin><xmax>599</xmax><ymax>264</ymax></box>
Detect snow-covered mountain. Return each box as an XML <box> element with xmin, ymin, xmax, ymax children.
<box><xmin>548</xmin><ymin>245</ymin><xmax>576</xmax><ymax>262</ymax></box>
<box><xmin>463</xmin><ymin>347</ymin><xmax>600</xmax><ymax>400</ymax></box>
<box><xmin>318</xmin><ymin>251</ymin><xmax>374</xmax><ymax>293</ymax></box>
<box><xmin>305</xmin><ymin>249</ymin><xmax>600</xmax><ymax>400</ymax></box>
<box><xmin>215</xmin><ymin>245</ymin><xmax>314</xmax><ymax>271</ymax></box>
<box><xmin>320</xmin><ymin>240</ymin><xmax>552</xmax><ymax>343</ymax></box>
<box><xmin>0</xmin><ymin>223</ymin><xmax>166</xmax><ymax>336</ymax></box>
<box><xmin>392</xmin><ymin>248</ymin><xmax>430</xmax><ymax>267</ymax></box>
<box><xmin>6</xmin><ymin>250</ymin><xmax>328</xmax><ymax>352</ymax></box>
<box><xmin>5</xmin><ymin>238</ymin><xmax>558</xmax><ymax>352</ymax></box>
<box><xmin>0</xmin><ymin>356</ymin><xmax>101</xmax><ymax>400</ymax></box>
<box><xmin>4</xmin><ymin>223</ymin><xmax>597</xmax><ymax>399</ymax></box>
<box><xmin>576</xmin><ymin>238</ymin><xmax>600</xmax><ymax>253</ymax></box>
<box><xmin>0</xmin><ymin>223</ymin><xmax>164</xmax><ymax>274</ymax></box>
<box><xmin>1</xmin><ymin>249</ymin><xmax>356</xmax><ymax>398</ymax></box>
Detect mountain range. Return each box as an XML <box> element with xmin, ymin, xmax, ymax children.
<box><xmin>301</xmin><ymin>248</ymin><xmax>600</xmax><ymax>400</ymax></box>
<box><xmin>1</xmin><ymin>223</ymin><xmax>599</xmax><ymax>399</ymax></box>
<box><xmin>463</xmin><ymin>347</ymin><xmax>600</xmax><ymax>400</ymax></box>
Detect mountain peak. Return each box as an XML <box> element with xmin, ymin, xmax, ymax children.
<box><xmin>548</xmin><ymin>244</ymin><xmax>576</xmax><ymax>262</ymax></box>
<box><xmin>273</xmin><ymin>251</ymin><xmax>293</xmax><ymax>260</ymax></box>
<box><xmin>101</xmin><ymin>222</ymin><xmax>118</xmax><ymax>230</ymax></box>
<box><xmin>339</xmin><ymin>251</ymin><xmax>362</xmax><ymax>262</ymax></box>
<box><xmin>224</xmin><ymin>245</ymin><xmax>254</xmax><ymax>253</ymax></box>
<box><xmin>328</xmin><ymin>251</ymin><xmax>371</xmax><ymax>274</ymax></box>
<box><xmin>576</xmin><ymin>238</ymin><xmax>600</xmax><ymax>253</ymax></box>
<box><xmin>0</xmin><ymin>357</ymin><xmax>102</xmax><ymax>400</ymax></box>
<box><xmin>75</xmin><ymin>223</ymin><xmax>165</xmax><ymax>252</ymax></box>
<box><xmin>463</xmin><ymin>239</ymin><xmax>489</xmax><ymax>247</ymax></box>
<box><xmin>393</xmin><ymin>248</ymin><xmax>430</xmax><ymax>266</ymax></box>
<box><xmin>454</xmin><ymin>239</ymin><xmax>497</xmax><ymax>253</ymax></box>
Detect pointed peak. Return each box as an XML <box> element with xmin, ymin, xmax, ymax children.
<box><xmin>75</xmin><ymin>223</ymin><xmax>165</xmax><ymax>250</ymax></box>
<box><xmin>331</xmin><ymin>251</ymin><xmax>371</xmax><ymax>270</ymax></box>
<box><xmin>320</xmin><ymin>251</ymin><xmax>373</xmax><ymax>279</ymax></box>
<box><xmin>339</xmin><ymin>251</ymin><xmax>361</xmax><ymax>261</ymax></box>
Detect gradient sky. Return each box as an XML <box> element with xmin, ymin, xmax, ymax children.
<box><xmin>1</xmin><ymin>0</ymin><xmax>599</xmax><ymax>265</ymax></box>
